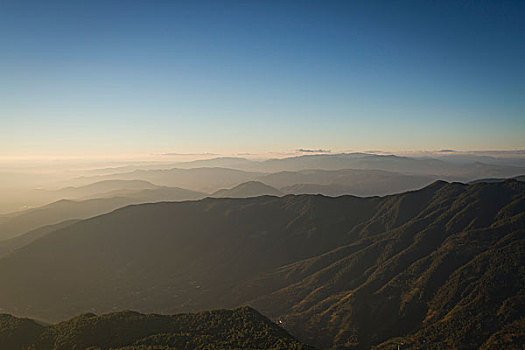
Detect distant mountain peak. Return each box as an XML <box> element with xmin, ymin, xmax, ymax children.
<box><xmin>211</xmin><ymin>181</ymin><xmax>282</xmax><ymax>198</ymax></box>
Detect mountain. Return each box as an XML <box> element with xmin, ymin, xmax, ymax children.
<box><xmin>0</xmin><ymin>306</ymin><xmax>312</xmax><ymax>350</ymax></box>
<box><xmin>260</xmin><ymin>169</ymin><xmax>437</xmax><ymax>197</ymax></box>
<box><xmin>0</xmin><ymin>180</ymin><xmax>160</xmax><ymax>216</ymax></box>
<box><xmin>432</xmin><ymin>152</ymin><xmax>525</xmax><ymax>168</ymax></box>
<box><xmin>0</xmin><ymin>197</ymin><xmax>135</xmax><ymax>241</ymax></box>
<box><xmin>246</xmin><ymin>180</ymin><xmax>525</xmax><ymax>349</ymax></box>
<box><xmin>0</xmin><ymin>220</ymin><xmax>79</xmax><ymax>258</ymax></box>
<box><xmin>48</xmin><ymin>179</ymin><xmax>159</xmax><ymax>199</ymax></box>
<box><xmin>0</xmin><ymin>186</ymin><xmax>205</xmax><ymax>241</ymax></box>
<box><xmin>72</xmin><ymin>167</ymin><xmax>264</xmax><ymax>192</ymax></box>
<box><xmin>257</xmin><ymin>153</ymin><xmax>525</xmax><ymax>179</ymax></box>
<box><xmin>173</xmin><ymin>157</ymin><xmax>260</xmax><ymax>170</ymax></box>
<box><xmin>71</xmin><ymin>167</ymin><xmax>442</xmax><ymax>199</ymax></box>
<box><xmin>469</xmin><ymin>175</ymin><xmax>525</xmax><ymax>184</ymax></box>
<box><xmin>71</xmin><ymin>155</ymin><xmax>525</xmax><ymax>192</ymax></box>
<box><xmin>3</xmin><ymin>154</ymin><xmax>523</xmax><ymax>215</ymax></box>
<box><xmin>0</xmin><ymin>181</ymin><xmax>523</xmax><ymax>349</ymax></box>
<box><xmin>212</xmin><ymin>181</ymin><xmax>283</xmax><ymax>198</ymax></box>
<box><xmin>120</xmin><ymin>186</ymin><xmax>206</xmax><ymax>201</ymax></box>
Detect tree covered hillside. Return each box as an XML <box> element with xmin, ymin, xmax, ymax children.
<box><xmin>0</xmin><ymin>180</ymin><xmax>523</xmax><ymax>349</ymax></box>
<box><xmin>0</xmin><ymin>306</ymin><xmax>312</xmax><ymax>350</ymax></box>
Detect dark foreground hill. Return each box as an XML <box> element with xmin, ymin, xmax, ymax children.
<box><xmin>0</xmin><ymin>180</ymin><xmax>523</xmax><ymax>349</ymax></box>
<box><xmin>0</xmin><ymin>306</ymin><xmax>312</xmax><ymax>350</ymax></box>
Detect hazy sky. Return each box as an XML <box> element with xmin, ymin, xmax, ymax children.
<box><xmin>1</xmin><ymin>0</ymin><xmax>524</xmax><ymax>158</ymax></box>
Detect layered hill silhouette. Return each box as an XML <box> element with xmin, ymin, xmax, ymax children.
<box><xmin>0</xmin><ymin>306</ymin><xmax>312</xmax><ymax>350</ymax></box>
<box><xmin>0</xmin><ymin>169</ymin><xmax>439</xmax><ymax>240</ymax></box>
<box><xmin>47</xmin><ymin>179</ymin><xmax>159</xmax><ymax>199</ymax></box>
<box><xmin>170</xmin><ymin>153</ymin><xmax>525</xmax><ymax>178</ymax></box>
<box><xmin>469</xmin><ymin>174</ymin><xmax>525</xmax><ymax>184</ymax></box>
<box><xmin>0</xmin><ymin>185</ymin><xmax>205</xmax><ymax>241</ymax></box>
<box><xmin>261</xmin><ymin>169</ymin><xmax>436</xmax><ymax>197</ymax></box>
<box><xmin>0</xmin><ymin>180</ymin><xmax>523</xmax><ymax>349</ymax></box>
<box><xmin>72</xmin><ymin>167</ymin><xmax>264</xmax><ymax>192</ymax></box>
<box><xmin>211</xmin><ymin>181</ymin><xmax>283</xmax><ymax>198</ymax></box>
<box><xmin>69</xmin><ymin>155</ymin><xmax>525</xmax><ymax>201</ymax></box>
<box><xmin>2</xmin><ymin>153</ymin><xmax>523</xmax><ymax>215</ymax></box>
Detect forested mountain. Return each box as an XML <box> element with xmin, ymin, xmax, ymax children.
<box><xmin>248</xmin><ymin>180</ymin><xmax>525</xmax><ymax>349</ymax></box>
<box><xmin>0</xmin><ymin>306</ymin><xmax>312</xmax><ymax>350</ymax></box>
<box><xmin>0</xmin><ymin>180</ymin><xmax>523</xmax><ymax>349</ymax></box>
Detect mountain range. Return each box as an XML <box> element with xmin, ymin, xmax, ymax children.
<box><xmin>71</xmin><ymin>167</ymin><xmax>264</xmax><ymax>192</ymax></box>
<box><xmin>0</xmin><ymin>169</ymin><xmax>441</xmax><ymax>241</ymax></box>
<box><xmin>262</xmin><ymin>168</ymin><xmax>437</xmax><ymax>197</ymax></box>
<box><xmin>2</xmin><ymin>152</ymin><xmax>524</xmax><ymax>216</ymax></box>
<box><xmin>169</xmin><ymin>153</ymin><xmax>525</xmax><ymax>178</ymax></box>
<box><xmin>0</xmin><ymin>184</ymin><xmax>205</xmax><ymax>241</ymax></box>
<box><xmin>0</xmin><ymin>306</ymin><xmax>311</xmax><ymax>350</ymax></box>
<box><xmin>0</xmin><ymin>180</ymin><xmax>522</xmax><ymax>348</ymax></box>
<box><xmin>73</xmin><ymin>153</ymin><xmax>525</xmax><ymax>188</ymax></box>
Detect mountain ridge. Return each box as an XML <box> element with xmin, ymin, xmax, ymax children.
<box><xmin>0</xmin><ymin>306</ymin><xmax>313</xmax><ymax>350</ymax></box>
<box><xmin>211</xmin><ymin>181</ymin><xmax>283</xmax><ymax>198</ymax></box>
<box><xmin>0</xmin><ymin>180</ymin><xmax>523</xmax><ymax>349</ymax></box>
<box><xmin>0</xmin><ymin>186</ymin><xmax>206</xmax><ymax>241</ymax></box>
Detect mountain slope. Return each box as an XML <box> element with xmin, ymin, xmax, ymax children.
<box><xmin>0</xmin><ymin>219</ymin><xmax>79</xmax><ymax>258</ymax></box>
<box><xmin>0</xmin><ymin>187</ymin><xmax>205</xmax><ymax>241</ymax></box>
<box><xmin>246</xmin><ymin>180</ymin><xmax>525</xmax><ymax>349</ymax></box>
<box><xmin>212</xmin><ymin>181</ymin><xmax>283</xmax><ymax>198</ymax></box>
<box><xmin>0</xmin><ymin>181</ymin><xmax>523</xmax><ymax>349</ymax></box>
<box><xmin>0</xmin><ymin>306</ymin><xmax>312</xmax><ymax>350</ymax></box>
<box><xmin>0</xmin><ymin>194</ymin><xmax>382</xmax><ymax>319</ymax></box>
<box><xmin>0</xmin><ymin>197</ymin><xmax>134</xmax><ymax>241</ymax></box>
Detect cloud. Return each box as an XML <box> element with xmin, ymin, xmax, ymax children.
<box><xmin>297</xmin><ymin>148</ymin><xmax>331</xmax><ymax>153</ymax></box>
<box><xmin>438</xmin><ymin>149</ymin><xmax>456</xmax><ymax>153</ymax></box>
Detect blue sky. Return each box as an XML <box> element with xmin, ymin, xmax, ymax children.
<box><xmin>1</xmin><ymin>0</ymin><xmax>524</xmax><ymax>158</ymax></box>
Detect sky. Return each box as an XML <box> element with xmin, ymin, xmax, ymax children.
<box><xmin>1</xmin><ymin>0</ymin><xmax>524</xmax><ymax>159</ymax></box>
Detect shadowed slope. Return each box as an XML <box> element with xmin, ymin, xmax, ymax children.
<box><xmin>0</xmin><ymin>187</ymin><xmax>205</xmax><ymax>241</ymax></box>
<box><xmin>0</xmin><ymin>181</ymin><xmax>522</xmax><ymax>349</ymax></box>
